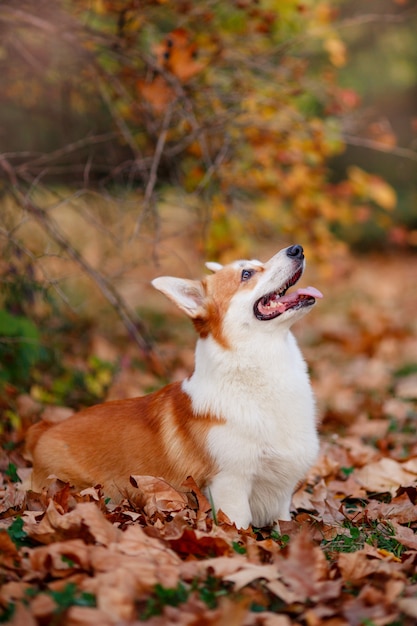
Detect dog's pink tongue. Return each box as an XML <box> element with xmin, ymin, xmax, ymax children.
<box><xmin>297</xmin><ymin>286</ymin><xmax>323</xmax><ymax>299</ymax></box>
<box><xmin>278</xmin><ymin>286</ymin><xmax>323</xmax><ymax>304</ymax></box>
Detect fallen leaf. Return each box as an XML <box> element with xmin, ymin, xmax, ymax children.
<box><xmin>29</xmin><ymin>539</ymin><xmax>90</xmax><ymax>578</ymax></box>
<box><xmin>24</xmin><ymin>501</ymin><xmax>120</xmax><ymax>545</ymax></box>
<box><xmin>397</xmin><ymin>597</ymin><xmax>417</xmax><ymax>619</ymax></box>
<box><xmin>343</xmin><ymin>585</ymin><xmax>400</xmax><ymax>626</ymax></box>
<box><xmin>364</xmin><ymin>493</ymin><xmax>417</xmax><ymax>524</ymax></box>
<box><xmin>168</xmin><ymin>527</ymin><xmax>233</xmax><ymax>559</ymax></box>
<box><xmin>224</xmin><ymin>563</ymin><xmax>280</xmax><ymax>590</ymax></box>
<box><xmin>353</xmin><ymin>458</ymin><xmax>417</xmax><ymax>494</ymax></box>
<box><xmin>277</xmin><ymin>530</ymin><xmax>342</xmax><ymax>602</ymax></box>
<box><xmin>0</xmin><ymin>529</ymin><xmax>20</xmax><ymax>568</ymax></box>
<box><xmin>130</xmin><ymin>475</ymin><xmax>188</xmax><ymax>517</ymax></box>
<box><xmin>5</xmin><ymin>601</ymin><xmax>37</xmax><ymax>626</ymax></box>
<box><xmin>338</xmin><ymin>549</ymin><xmax>405</xmax><ymax>583</ymax></box>
<box><xmin>65</xmin><ymin>606</ymin><xmax>115</xmax><ymax>626</ymax></box>
<box><xmin>0</xmin><ymin>581</ymin><xmax>32</xmax><ymax>605</ymax></box>
<box><xmin>390</xmin><ymin>521</ymin><xmax>417</xmax><ymax>550</ymax></box>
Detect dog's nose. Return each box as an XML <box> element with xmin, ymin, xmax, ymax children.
<box><xmin>286</xmin><ymin>244</ymin><xmax>304</xmax><ymax>260</ymax></box>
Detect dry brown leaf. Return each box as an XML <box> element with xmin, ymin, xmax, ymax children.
<box><xmin>65</xmin><ymin>606</ymin><xmax>115</xmax><ymax>626</ymax></box>
<box><xmin>89</xmin><ymin>546</ymin><xmax>177</xmax><ymax>589</ymax></box>
<box><xmin>118</xmin><ymin>523</ymin><xmax>176</xmax><ymax>556</ymax></box>
<box><xmin>224</xmin><ymin>563</ymin><xmax>279</xmax><ymax>590</ymax></box>
<box><xmin>89</xmin><ymin>569</ymin><xmax>137</xmax><ymax>622</ymax></box>
<box><xmin>136</xmin><ymin>596</ymin><xmax>222</xmax><ymax>626</ymax></box>
<box><xmin>354</xmin><ymin>457</ymin><xmax>417</xmax><ymax>493</ymax></box>
<box><xmin>306</xmin><ymin>479</ymin><xmax>346</xmax><ymax>524</ymax></box>
<box><xmin>168</xmin><ymin>527</ymin><xmax>233</xmax><ymax>559</ymax></box>
<box><xmin>343</xmin><ymin>583</ymin><xmax>400</xmax><ymax>626</ymax></box>
<box><xmin>0</xmin><ymin>482</ymin><xmax>26</xmax><ymax>515</ymax></box>
<box><xmin>401</xmin><ymin>458</ymin><xmax>417</xmax><ymax>473</ymax></box>
<box><xmin>277</xmin><ymin>530</ymin><xmax>342</xmax><ymax>603</ymax></box>
<box><xmin>348</xmin><ymin>416</ymin><xmax>389</xmax><ymax>438</ymax></box>
<box><xmin>396</xmin><ymin>374</ymin><xmax>417</xmax><ymax>400</ymax></box>
<box><xmin>130</xmin><ymin>475</ymin><xmax>189</xmax><ymax>516</ymax></box>
<box><xmin>308</xmin><ymin>443</ymin><xmax>343</xmax><ymax>478</ymax></box>
<box><xmin>337</xmin><ymin>436</ymin><xmax>381</xmax><ymax>467</ymax></box>
<box><xmin>364</xmin><ymin>493</ymin><xmax>417</xmax><ymax>524</ymax></box>
<box><xmin>397</xmin><ymin>597</ymin><xmax>417</xmax><ymax>619</ymax></box>
<box><xmin>6</xmin><ymin>601</ymin><xmax>37</xmax><ymax>626</ymax></box>
<box><xmin>303</xmin><ymin>605</ymin><xmax>343</xmax><ymax>626</ymax></box>
<box><xmin>265</xmin><ymin>579</ymin><xmax>299</xmax><ymax>604</ymax></box>
<box><xmin>384</xmin><ymin>579</ymin><xmax>406</xmax><ymax>603</ymax></box>
<box><xmin>338</xmin><ymin>549</ymin><xmax>405</xmax><ymax>583</ymax></box>
<box><xmin>326</xmin><ymin>475</ymin><xmax>368</xmax><ymax>500</ymax></box>
<box><xmin>180</xmin><ymin>555</ymin><xmax>247</xmax><ymax>582</ymax></box>
<box><xmin>182</xmin><ymin>475</ymin><xmax>212</xmax><ymax>516</ymax></box>
<box><xmin>29</xmin><ymin>539</ymin><xmax>90</xmax><ymax>578</ymax></box>
<box><xmin>0</xmin><ymin>581</ymin><xmax>32</xmax><ymax>605</ymax></box>
<box><xmin>246</xmin><ymin>612</ymin><xmax>292</xmax><ymax>626</ymax></box>
<box><xmin>0</xmin><ymin>530</ymin><xmax>20</xmax><ymax>568</ymax></box>
<box><xmin>390</xmin><ymin>521</ymin><xmax>417</xmax><ymax>550</ymax></box>
<box><xmin>30</xmin><ymin>593</ymin><xmax>57</xmax><ymax>620</ymax></box>
<box><xmin>24</xmin><ymin>501</ymin><xmax>120</xmax><ymax>545</ymax></box>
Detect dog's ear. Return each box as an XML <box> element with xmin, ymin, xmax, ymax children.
<box><xmin>151</xmin><ymin>277</ymin><xmax>206</xmax><ymax>319</ymax></box>
<box><xmin>205</xmin><ymin>261</ymin><xmax>223</xmax><ymax>273</ymax></box>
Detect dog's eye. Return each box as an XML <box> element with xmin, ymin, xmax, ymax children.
<box><xmin>241</xmin><ymin>269</ymin><xmax>254</xmax><ymax>281</ymax></box>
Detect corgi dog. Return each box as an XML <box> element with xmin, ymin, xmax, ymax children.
<box><xmin>26</xmin><ymin>245</ymin><xmax>322</xmax><ymax>529</ymax></box>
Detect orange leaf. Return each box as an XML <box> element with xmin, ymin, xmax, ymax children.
<box><xmin>137</xmin><ymin>76</ymin><xmax>174</xmax><ymax>114</ymax></box>
<box><xmin>154</xmin><ymin>29</ymin><xmax>206</xmax><ymax>82</ymax></box>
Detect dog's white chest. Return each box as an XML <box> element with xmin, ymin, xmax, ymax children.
<box><xmin>183</xmin><ymin>331</ymin><xmax>319</xmax><ymax>527</ymax></box>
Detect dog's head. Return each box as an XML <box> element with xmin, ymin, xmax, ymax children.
<box><xmin>152</xmin><ymin>245</ymin><xmax>322</xmax><ymax>347</ymax></box>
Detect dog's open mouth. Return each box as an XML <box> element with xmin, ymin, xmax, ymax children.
<box><xmin>254</xmin><ymin>268</ymin><xmax>323</xmax><ymax>320</ymax></box>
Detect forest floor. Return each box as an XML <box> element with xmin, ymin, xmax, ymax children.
<box><xmin>1</xmin><ymin>251</ymin><xmax>417</xmax><ymax>626</ymax></box>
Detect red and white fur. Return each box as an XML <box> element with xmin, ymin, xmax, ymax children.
<box><xmin>26</xmin><ymin>245</ymin><xmax>322</xmax><ymax>529</ymax></box>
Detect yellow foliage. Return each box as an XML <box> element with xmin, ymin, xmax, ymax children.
<box><xmin>324</xmin><ymin>37</ymin><xmax>347</xmax><ymax>67</ymax></box>
<box><xmin>0</xmin><ymin>0</ymin><xmax>400</xmax><ymax>272</ymax></box>
<box><xmin>348</xmin><ymin>167</ymin><xmax>397</xmax><ymax>210</ymax></box>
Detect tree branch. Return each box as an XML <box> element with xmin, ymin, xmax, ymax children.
<box><xmin>132</xmin><ymin>104</ymin><xmax>174</xmax><ymax>239</ymax></box>
<box><xmin>343</xmin><ymin>134</ymin><xmax>417</xmax><ymax>162</ymax></box>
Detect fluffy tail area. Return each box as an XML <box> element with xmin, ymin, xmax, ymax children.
<box><xmin>24</xmin><ymin>420</ymin><xmax>51</xmax><ymax>462</ymax></box>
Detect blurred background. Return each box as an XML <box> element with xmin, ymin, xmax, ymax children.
<box><xmin>1</xmin><ymin>0</ymin><xmax>416</xmax><ymax>406</ymax></box>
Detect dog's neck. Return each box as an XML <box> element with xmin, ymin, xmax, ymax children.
<box><xmin>182</xmin><ymin>330</ymin><xmax>313</xmax><ymax>428</ymax></box>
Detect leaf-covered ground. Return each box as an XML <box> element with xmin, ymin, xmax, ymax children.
<box><xmin>1</xmin><ymin>252</ymin><xmax>417</xmax><ymax>626</ymax></box>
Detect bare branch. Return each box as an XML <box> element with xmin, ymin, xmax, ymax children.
<box><xmin>343</xmin><ymin>135</ymin><xmax>417</xmax><ymax>162</ymax></box>
<box><xmin>132</xmin><ymin>104</ymin><xmax>174</xmax><ymax>239</ymax></box>
<box><xmin>194</xmin><ymin>137</ymin><xmax>231</xmax><ymax>195</ymax></box>
<box><xmin>337</xmin><ymin>8</ymin><xmax>417</xmax><ymax>31</ymax></box>
<box><xmin>16</xmin><ymin>132</ymin><xmax>118</xmax><ymax>172</ymax></box>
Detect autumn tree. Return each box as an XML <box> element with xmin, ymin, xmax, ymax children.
<box><xmin>0</xmin><ymin>0</ymin><xmax>411</xmax><ymax>382</ymax></box>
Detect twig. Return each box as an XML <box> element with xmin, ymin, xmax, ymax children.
<box><xmin>17</xmin><ymin>132</ymin><xmax>117</xmax><ymax>172</ymax></box>
<box><xmin>132</xmin><ymin>104</ymin><xmax>174</xmax><ymax>239</ymax></box>
<box><xmin>343</xmin><ymin>134</ymin><xmax>417</xmax><ymax>162</ymax></box>
<box><xmin>194</xmin><ymin>137</ymin><xmax>231</xmax><ymax>195</ymax></box>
